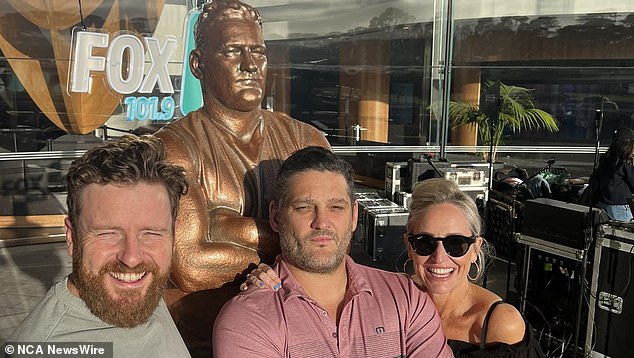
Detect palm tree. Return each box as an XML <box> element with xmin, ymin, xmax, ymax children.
<box><xmin>449</xmin><ymin>81</ymin><xmax>559</xmax><ymax>161</ymax></box>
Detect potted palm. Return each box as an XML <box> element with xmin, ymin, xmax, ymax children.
<box><xmin>449</xmin><ymin>81</ymin><xmax>559</xmax><ymax>161</ymax></box>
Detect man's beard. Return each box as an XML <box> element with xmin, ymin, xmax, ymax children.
<box><xmin>70</xmin><ymin>246</ymin><xmax>169</xmax><ymax>328</ymax></box>
<box><xmin>279</xmin><ymin>224</ymin><xmax>351</xmax><ymax>274</ymax></box>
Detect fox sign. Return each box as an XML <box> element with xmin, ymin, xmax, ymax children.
<box><xmin>69</xmin><ymin>30</ymin><xmax>178</xmax><ymax>121</ymax></box>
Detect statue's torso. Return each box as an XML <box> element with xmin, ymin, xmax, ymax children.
<box><xmin>158</xmin><ymin>109</ymin><xmax>326</xmax><ymax>219</ymax></box>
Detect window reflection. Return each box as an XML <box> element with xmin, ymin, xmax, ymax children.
<box><xmin>0</xmin><ymin>0</ymin><xmax>630</xmax><ymax>164</ymax></box>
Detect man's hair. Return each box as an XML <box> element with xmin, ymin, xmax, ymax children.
<box><xmin>66</xmin><ymin>135</ymin><xmax>187</xmax><ymax>230</ymax></box>
<box><xmin>274</xmin><ymin>146</ymin><xmax>354</xmax><ymax>208</ymax></box>
<box><xmin>195</xmin><ymin>0</ymin><xmax>262</xmax><ymax>51</ymax></box>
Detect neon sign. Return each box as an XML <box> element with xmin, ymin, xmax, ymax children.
<box><xmin>69</xmin><ymin>30</ymin><xmax>178</xmax><ymax>121</ymax></box>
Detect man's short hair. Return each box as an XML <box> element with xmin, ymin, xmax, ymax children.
<box><xmin>195</xmin><ymin>0</ymin><xmax>262</xmax><ymax>52</ymax></box>
<box><xmin>66</xmin><ymin>135</ymin><xmax>187</xmax><ymax>230</ymax></box>
<box><xmin>274</xmin><ymin>146</ymin><xmax>354</xmax><ymax>208</ymax></box>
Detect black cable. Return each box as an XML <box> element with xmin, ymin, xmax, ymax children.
<box><xmin>78</xmin><ymin>0</ymin><xmax>87</xmax><ymax>30</ymax></box>
<box><xmin>424</xmin><ymin>155</ymin><xmax>444</xmax><ymax>178</ymax></box>
<box><xmin>100</xmin><ymin>125</ymin><xmax>135</xmax><ymax>134</ymax></box>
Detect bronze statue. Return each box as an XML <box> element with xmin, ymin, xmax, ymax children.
<box><xmin>155</xmin><ymin>1</ymin><xmax>329</xmax><ymax>354</ymax></box>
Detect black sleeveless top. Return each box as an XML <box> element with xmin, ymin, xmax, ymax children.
<box><xmin>447</xmin><ymin>301</ymin><xmax>544</xmax><ymax>358</ymax></box>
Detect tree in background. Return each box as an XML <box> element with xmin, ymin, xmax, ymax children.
<box><xmin>449</xmin><ymin>81</ymin><xmax>559</xmax><ymax>161</ymax></box>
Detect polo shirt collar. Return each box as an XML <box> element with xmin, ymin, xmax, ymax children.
<box><xmin>276</xmin><ymin>255</ymin><xmax>374</xmax><ymax>304</ymax></box>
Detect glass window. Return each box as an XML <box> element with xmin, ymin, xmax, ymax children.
<box><xmin>0</xmin><ymin>0</ymin><xmax>631</xmax><ymax>182</ymax></box>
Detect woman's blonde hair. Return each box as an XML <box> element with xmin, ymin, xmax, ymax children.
<box><xmin>407</xmin><ymin>178</ymin><xmax>492</xmax><ymax>281</ymax></box>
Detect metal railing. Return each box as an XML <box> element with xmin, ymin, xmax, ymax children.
<box><xmin>331</xmin><ymin>145</ymin><xmax>607</xmax><ymax>154</ymax></box>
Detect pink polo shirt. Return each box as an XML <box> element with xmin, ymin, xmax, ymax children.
<box><xmin>213</xmin><ymin>256</ymin><xmax>452</xmax><ymax>357</ymax></box>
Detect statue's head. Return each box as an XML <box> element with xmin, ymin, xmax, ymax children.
<box><xmin>190</xmin><ymin>0</ymin><xmax>267</xmax><ymax>112</ymax></box>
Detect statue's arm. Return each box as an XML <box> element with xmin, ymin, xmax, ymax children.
<box><xmin>171</xmin><ymin>184</ymin><xmax>278</xmax><ymax>292</ymax></box>
<box><xmin>157</xmin><ymin>131</ymin><xmax>279</xmax><ymax>292</ymax></box>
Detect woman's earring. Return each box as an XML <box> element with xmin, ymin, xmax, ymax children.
<box><xmin>468</xmin><ymin>259</ymin><xmax>480</xmax><ymax>281</ymax></box>
<box><xmin>402</xmin><ymin>258</ymin><xmax>414</xmax><ymax>275</ymax></box>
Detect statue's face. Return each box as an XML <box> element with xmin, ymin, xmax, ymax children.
<box><xmin>198</xmin><ymin>18</ymin><xmax>267</xmax><ymax>112</ymax></box>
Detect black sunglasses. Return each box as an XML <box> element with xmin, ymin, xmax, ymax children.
<box><xmin>407</xmin><ymin>234</ymin><xmax>476</xmax><ymax>257</ymax></box>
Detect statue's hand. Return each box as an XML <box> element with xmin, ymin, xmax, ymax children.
<box><xmin>240</xmin><ymin>263</ymin><xmax>281</xmax><ymax>291</ymax></box>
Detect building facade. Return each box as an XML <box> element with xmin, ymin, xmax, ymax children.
<box><xmin>0</xmin><ymin>0</ymin><xmax>632</xmax><ymax>176</ymax></box>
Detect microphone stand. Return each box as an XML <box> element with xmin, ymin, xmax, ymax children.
<box><xmin>487</xmin><ymin>115</ymin><xmax>497</xmax><ymax>194</ymax></box>
<box><xmin>423</xmin><ymin>153</ymin><xmax>444</xmax><ymax>178</ymax></box>
<box><xmin>481</xmin><ymin>107</ymin><xmax>498</xmax><ymax>289</ymax></box>
<box><xmin>573</xmin><ymin>104</ymin><xmax>603</xmax><ymax>356</ymax></box>
<box><xmin>484</xmin><ymin>81</ymin><xmax>500</xmax><ymax>202</ymax></box>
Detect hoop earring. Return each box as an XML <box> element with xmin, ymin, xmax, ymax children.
<box><xmin>468</xmin><ymin>259</ymin><xmax>480</xmax><ymax>281</ymax></box>
<box><xmin>402</xmin><ymin>258</ymin><xmax>414</xmax><ymax>276</ymax></box>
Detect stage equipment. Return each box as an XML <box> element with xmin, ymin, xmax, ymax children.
<box><xmin>353</xmin><ymin>192</ymin><xmax>385</xmax><ymax>245</ymax></box>
<box><xmin>363</xmin><ymin>206</ymin><xmax>409</xmax><ymax>269</ymax></box>
<box><xmin>486</xmin><ymin>190</ymin><xmax>524</xmax><ymax>260</ymax></box>
<box><xmin>521</xmin><ymin>198</ymin><xmax>608</xmax><ymax>249</ymax></box>
<box><xmin>355</xmin><ymin>192</ymin><xmax>383</xmax><ymax>202</ymax></box>
<box><xmin>585</xmin><ymin>223</ymin><xmax>634</xmax><ymax>358</ymax></box>
<box><xmin>353</xmin><ymin>193</ymin><xmax>399</xmax><ymax>246</ymax></box>
<box><xmin>385</xmin><ymin>161</ymin><xmax>408</xmax><ymax>201</ymax></box>
<box><xmin>406</xmin><ymin>157</ymin><xmax>489</xmax><ymax>206</ymax></box>
<box><xmin>445</xmin><ymin>168</ymin><xmax>488</xmax><ymax>208</ymax></box>
<box><xmin>355</xmin><ymin>152</ymin><xmax>413</xmax><ymax>182</ymax></box>
<box><xmin>517</xmin><ymin>233</ymin><xmax>586</xmax><ymax>354</ymax></box>
<box><xmin>443</xmin><ymin>167</ymin><xmax>486</xmax><ymax>188</ymax></box>
<box><xmin>406</xmin><ymin>157</ymin><xmax>452</xmax><ymax>192</ymax></box>
<box><xmin>574</xmin><ymin>97</ymin><xmax>617</xmax><ymax>354</ymax></box>
<box><xmin>394</xmin><ymin>191</ymin><xmax>412</xmax><ymax>209</ymax></box>
<box><xmin>484</xmin><ymin>189</ymin><xmax>526</xmax><ymax>299</ymax></box>
<box><xmin>521</xmin><ymin>198</ymin><xmax>608</xmax><ymax>355</ymax></box>
<box><xmin>357</xmin><ymin>197</ymin><xmax>399</xmax><ymax>213</ymax></box>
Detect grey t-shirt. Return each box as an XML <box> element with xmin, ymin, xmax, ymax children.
<box><xmin>10</xmin><ymin>278</ymin><xmax>190</xmax><ymax>358</ymax></box>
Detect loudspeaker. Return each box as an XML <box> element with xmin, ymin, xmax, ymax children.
<box><xmin>522</xmin><ymin>198</ymin><xmax>608</xmax><ymax>249</ymax></box>
<box><xmin>586</xmin><ymin>223</ymin><xmax>634</xmax><ymax>357</ymax></box>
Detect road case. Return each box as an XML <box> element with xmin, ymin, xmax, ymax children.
<box><xmin>385</xmin><ymin>161</ymin><xmax>408</xmax><ymax>201</ymax></box>
<box><xmin>517</xmin><ymin>234</ymin><xmax>586</xmax><ymax>352</ymax></box>
<box><xmin>585</xmin><ymin>223</ymin><xmax>634</xmax><ymax>358</ymax></box>
<box><xmin>363</xmin><ymin>207</ymin><xmax>408</xmax><ymax>269</ymax></box>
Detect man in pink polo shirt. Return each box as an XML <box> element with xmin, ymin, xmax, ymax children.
<box><xmin>213</xmin><ymin>146</ymin><xmax>452</xmax><ymax>357</ymax></box>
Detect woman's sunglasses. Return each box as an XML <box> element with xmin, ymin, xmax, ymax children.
<box><xmin>407</xmin><ymin>234</ymin><xmax>476</xmax><ymax>257</ymax></box>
